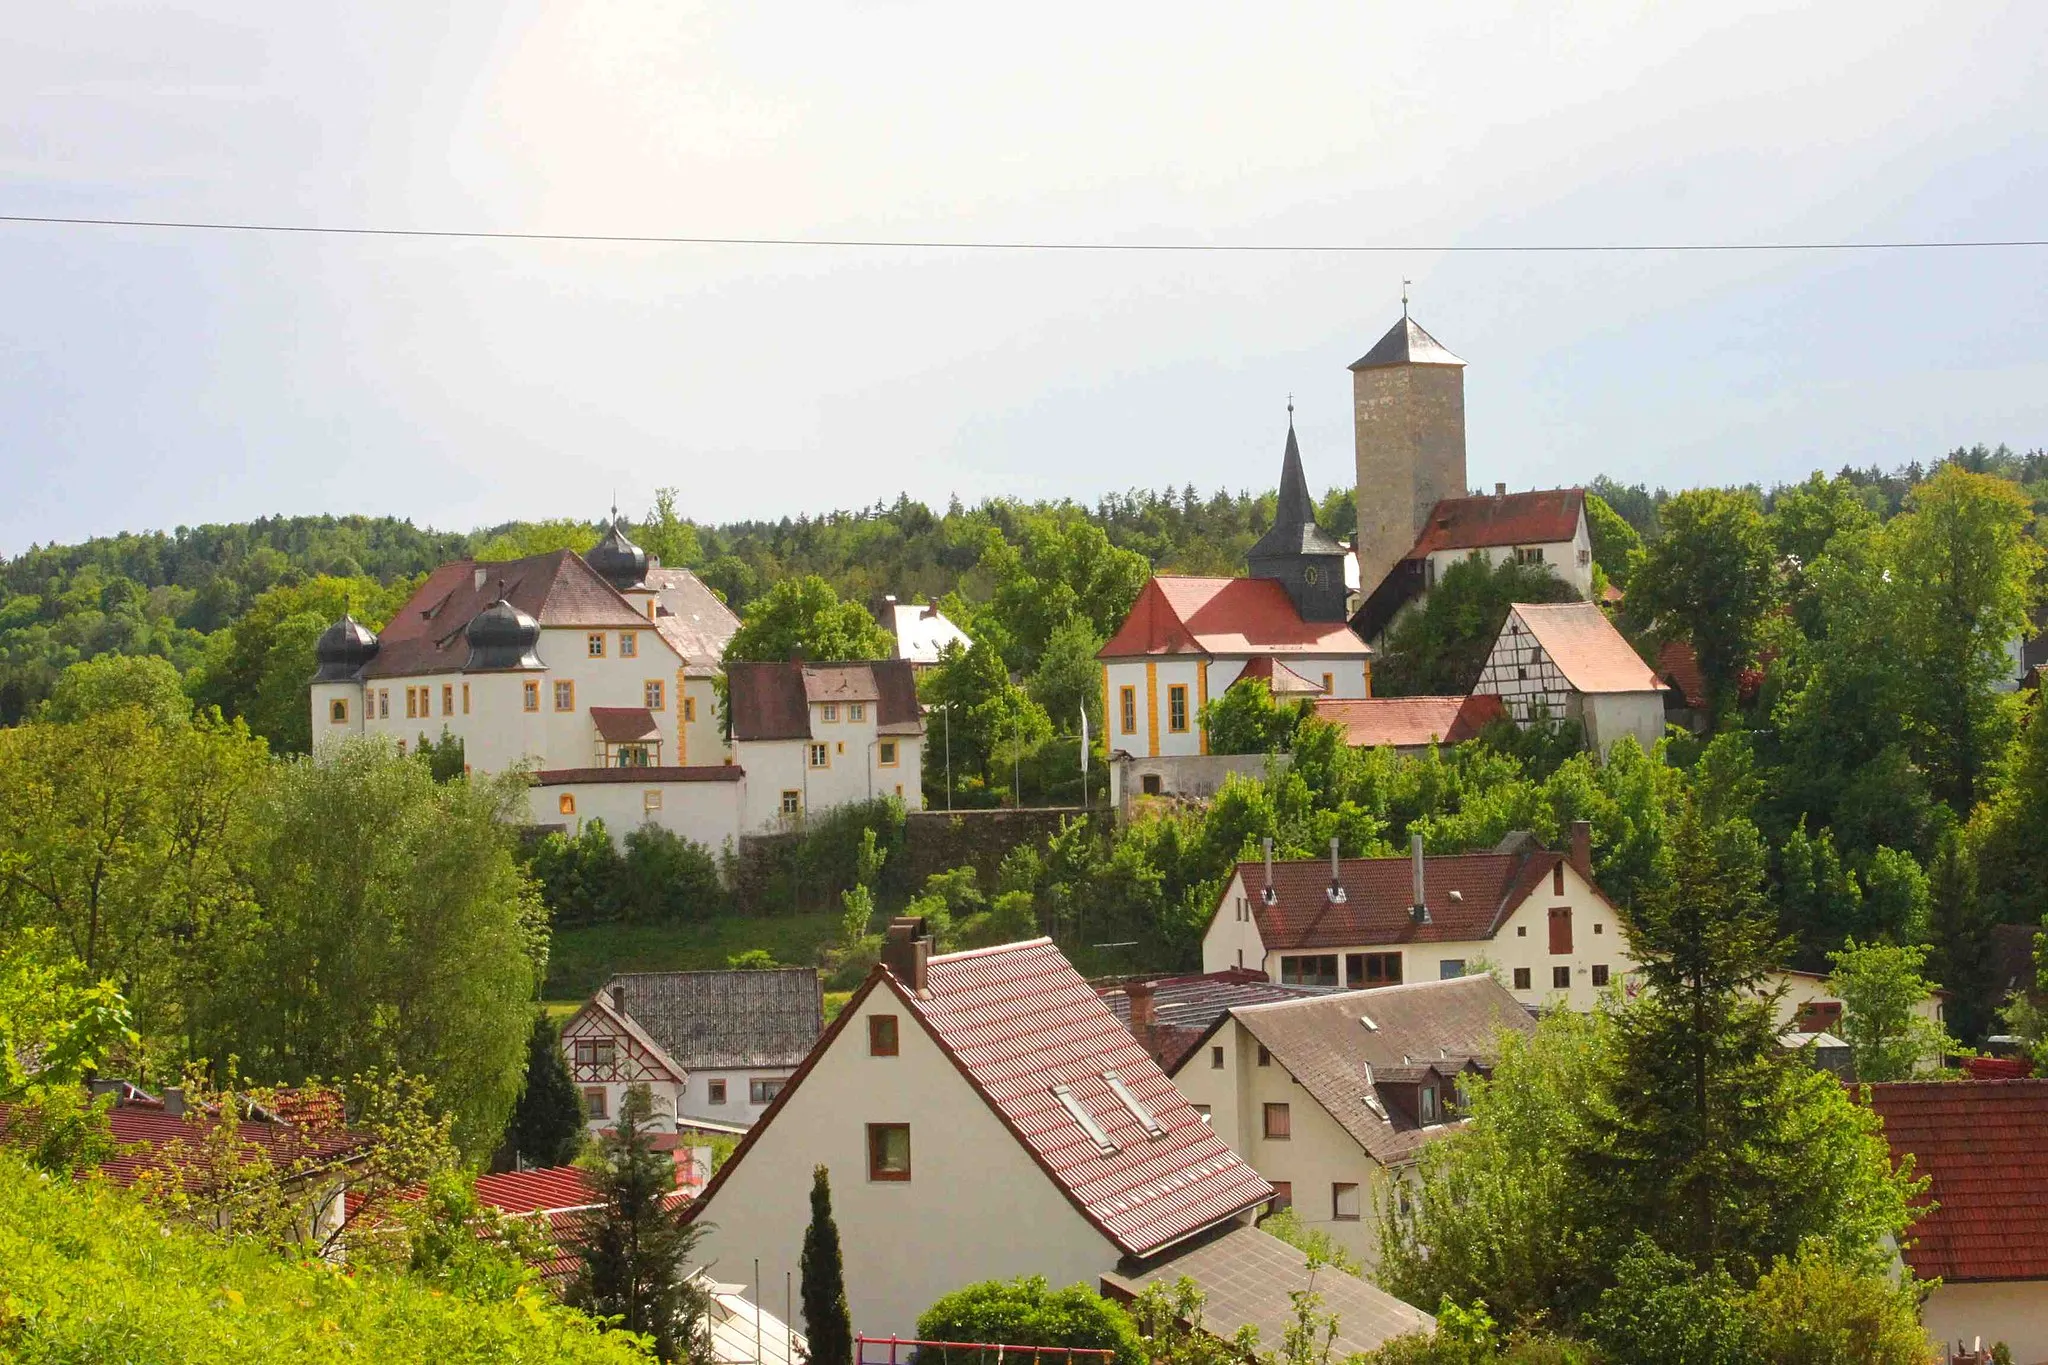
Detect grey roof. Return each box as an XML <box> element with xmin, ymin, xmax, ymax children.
<box><xmin>606</xmin><ymin>968</ymin><xmax>823</xmax><ymax>1069</ymax></box>
<box><xmin>647</xmin><ymin>567</ymin><xmax>741</xmax><ymax>674</ymax></box>
<box><xmin>1229</xmin><ymin>975</ymin><xmax>1535</xmax><ymax>1165</ymax></box>
<box><xmin>1349</xmin><ymin>316</ymin><xmax>1465</xmax><ymax>371</ymax></box>
<box><xmin>1249</xmin><ymin>423</ymin><xmax>1349</xmax><ymax>561</ymax></box>
<box><xmin>1104</xmin><ymin>1223</ymin><xmax>1433</xmax><ymax>1355</ymax></box>
<box><xmin>1102</xmin><ymin>970</ymin><xmax>1338</xmax><ymax>1071</ymax></box>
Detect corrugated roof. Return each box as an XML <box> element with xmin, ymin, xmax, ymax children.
<box><xmin>1349</xmin><ymin>316</ymin><xmax>1465</xmax><ymax>371</ymax></box>
<box><xmin>1221</xmin><ymin>844</ymin><xmax>1568</xmax><ymax>951</ymax></box>
<box><xmin>1229</xmin><ymin>976</ymin><xmax>1536</xmax><ymax>1164</ymax></box>
<box><xmin>1405</xmin><ymin>489</ymin><xmax>1584</xmax><ymax>559</ymax></box>
<box><xmin>1310</xmin><ymin>693</ymin><xmax>1505</xmax><ymax>749</ymax></box>
<box><xmin>1864</xmin><ymin>1079</ymin><xmax>2048</xmax><ymax>1283</ymax></box>
<box><xmin>1511</xmin><ymin>602</ymin><xmax>1664</xmax><ymax>695</ymax></box>
<box><xmin>608</xmin><ymin>968</ymin><xmax>824</xmax><ymax>1070</ymax></box>
<box><xmin>364</xmin><ymin>551</ymin><xmax>659</xmax><ymax>679</ymax></box>
<box><xmin>1104</xmin><ymin>1222</ymin><xmax>1434</xmax><ymax>1355</ymax></box>
<box><xmin>1100</xmin><ymin>577</ymin><xmax>1372</xmax><ymax>661</ymax></box>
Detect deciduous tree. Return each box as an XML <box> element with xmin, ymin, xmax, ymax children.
<box><xmin>1625</xmin><ymin>488</ymin><xmax>1778</xmax><ymax>724</ymax></box>
<box><xmin>724</xmin><ymin>575</ymin><xmax>893</xmax><ymax>663</ymax></box>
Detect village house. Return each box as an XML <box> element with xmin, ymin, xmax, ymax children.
<box><xmin>1864</xmin><ymin>1079</ymin><xmax>2048</xmax><ymax>1363</ymax></box>
<box><xmin>1099</xmin><ymin>969</ymin><xmax>1338</xmax><ymax>1072</ymax></box>
<box><xmin>644</xmin><ymin>563</ymin><xmax>741</xmax><ymax>766</ymax></box>
<box><xmin>1308</xmin><ymin>693</ymin><xmax>1507</xmax><ymax>755</ymax></box>
<box><xmin>1201</xmin><ymin>825</ymin><xmax>1639</xmax><ymax>1013</ymax></box>
<box><xmin>1471</xmin><ymin>601</ymin><xmax>1668</xmax><ymax>758</ymax></box>
<box><xmin>724</xmin><ymin>659</ymin><xmax>926</xmax><ymax>830</ymax></box>
<box><xmin>1761</xmin><ymin>967</ymin><xmax>1949</xmax><ymax>1058</ymax></box>
<box><xmin>686</xmin><ymin>921</ymin><xmax>1425</xmax><ymax>1349</ymax></box>
<box><xmin>561</xmin><ymin>968</ymin><xmax>823</xmax><ymax>1134</ymax></box>
<box><xmin>1165</xmin><ymin>975</ymin><xmax>1536</xmax><ymax>1266</ymax></box>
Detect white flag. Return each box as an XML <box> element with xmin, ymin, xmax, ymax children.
<box><xmin>1079</xmin><ymin>705</ymin><xmax>1089</xmax><ymax>778</ymax></box>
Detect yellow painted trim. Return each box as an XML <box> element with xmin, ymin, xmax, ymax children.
<box><xmin>1101</xmin><ymin>666</ymin><xmax>1111</xmax><ymax>745</ymax></box>
<box><xmin>1167</xmin><ymin>683</ymin><xmax>1190</xmax><ymax>733</ymax></box>
<box><xmin>1197</xmin><ymin>660</ymin><xmax>1210</xmax><ymax>755</ymax></box>
<box><xmin>676</xmin><ymin>669</ymin><xmax>688</xmax><ymax>765</ymax></box>
<box><xmin>554</xmin><ymin>678</ymin><xmax>576</xmax><ymax>712</ymax></box>
<box><xmin>1363</xmin><ymin>659</ymin><xmax>1373</xmax><ymax>699</ymax></box>
<box><xmin>1145</xmin><ymin>662</ymin><xmax>1160</xmax><ymax>757</ymax></box>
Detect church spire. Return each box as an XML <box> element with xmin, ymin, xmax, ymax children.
<box><xmin>1248</xmin><ymin>409</ymin><xmax>1350</xmax><ymax>622</ymax></box>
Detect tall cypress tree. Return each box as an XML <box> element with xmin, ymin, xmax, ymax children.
<box><xmin>507</xmin><ymin>1011</ymin><xmax>587</xmax><ymax>1167</ymax></box>
<box><xmin>570</xmin><ymin>1084</ymin><xmax>714</xmax><ymax>1362</ymax></box>
<box><xmin>801</xmin><ymin>1165</ymin><xmax>854</xmax><ymax>1365</ymax></box>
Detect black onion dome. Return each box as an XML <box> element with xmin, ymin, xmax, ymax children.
<box><xmin>311</xmin><ymin>613</ymin><xmax>379</xmax><ymax>682</ymax></box>
<box><xmin>464</xmin><ymin>598</ymin><xmax>544</xmax><ymax>671</ymax></box>
<box><xmin>585</xmin><ymin>516</ymin><xmax>649</xmax><ymax>592</ymax></box>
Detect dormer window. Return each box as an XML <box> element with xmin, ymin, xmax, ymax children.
<box><xmin>1420</xmin><ymin>1085</ymin><xmax>1439</xmax><ymax>1123</ymax></box>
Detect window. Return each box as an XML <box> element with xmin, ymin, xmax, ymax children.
<box><xmin>1269</xmin><ymin>1181</ymin><xmax>1292</xmax><ymax>1212</ymax></box>
<box><xmin>643</xmin><ymin>789</ymin><xmax>662</xmax><ymax>811</ymax></box>
<box><xmin>849</xmin><ymin>702</ymin><xmax>865</xmax><ymax>721</ymax></box>
<box><xmin>707</xmin><ymin>1079</ymin><xmax>727</xmax><ymax>1104</ymax></box>
<box><xmin>750</xmin><ymin>1078</ymin><xmax>784</xmax><ymax>1105</ymax></box>
<box><xmin>1548</xmin><ymin>907</ymin><xmax>1573</xmax><ymax>954</ymax></box>
<box><xmin>1141</xmin><ymin>774</ymin><xmax>1162</xmax><ymax>795</ymax></box>
<box><xmin>1594</xmin><ymin>922</ymin><xmax>1603</xmax><ymax>935</ymax></box>
<box><xmin>378</xmin><ymin>689</ymin><xmax>390</xmax><ymax>719</ymax></box>
<box><xmin>554</xmin><ymin>680</ymin><xmax>575</xmax><ymax>711</ymax></box>
<box><xmin>1591</xmin><ymin>964</ymin><xmax>1610</xmax><ymax>987</ymax></box>
<box><xmin>879</xmin><ymin>739</ymin><xmax>899</xmax><ymax>766</ymax></box>
<box><xmin>1515</xmin><ymin>547</ymin><xmax>1545</xmax><ymax>565</ymax></box>
<box><xmin>809</xmin><ymin>743</ymin><xmax>829</xmax><ymax>769</ymax></box>
<box><xmin>645</xmin><ymin>680</ymin><xmax>665</xmax><ymax>710</ymax></box>
<box><xmin>822</xmin><ymin>703</ymin><xmax>838</xmax><ymax>723</ymax></box>
<box><xmin>1333</xmin><ymin>1182</ymin><xmax>1361</xmax><ymax>1221</ymax></box>
<box><xmin>780</xmin><ymin>790</ymin><xmax>801</xmax><ymax>816</ymax></box>
<box><xmin>1194</xmin><ymin>1104</ymin><xmax>1213</xmax><ymax>1123</ymax></box>
<box><xmin>587</xmin><ymin>633</ymin><xmax>605</xmax><ymax>657</ymax></box>
<box><xmin>1513</xmin><ymin>967</ymin><xmax>1532</xmax><ymax>991</ymax></box>
<box><xmin>1552</xmin><ymin>965</ymin><xmax>1572</xmax><ymax>990</ymax></box>
<box><xmin>1421</xmin><ymin>1085</ymin><xmax>1439</xmax><ymax>1123</ymax></box>
<box><xmin>582</xmin><ymin>1088</ymin><xmax>608</xmax><ymax>1119</ymax></box>
<box><xmin>1257</xmin><ymin>1045</ymin><xmax>1271</xmax><ymax>1067</ymax></box>
<box><xmin>615</xmin><ymin>744</ymin><xmax>651</xmax><ymax>768</ymax></box>
<box><xmin>1346</xmin><ymin>952</ymin><xmax>1403</xmax><ymax>987</ymax></box>
<box><xmin>1553</xmin><ymin>864</ymin><xmax>1564</xmax><ymax>895</ymax></box>
<box><xmin>869</xmin><ymin>1015</ymin><xmax>899</xmax><ymax>1056</ymax></box>
<box><xmin>559</xmin><ymin>793</ymin><xmax>577</xmax><ymax>816</ymax></box>
<box><xmin>405</xmin><ymin>688</ymin><xmax>418</xmax><ymax>719</ymax></box>
<box><xmin>329</xmin><ymin>699</ymin><xmax>348</xmax><ymax>724</ymax></box>
<box><xmin>836</xmin><ymin>741</ymin><xmax>845</xmax><ymax>754</ymax></box>
<box><xmin>867</xmin><ymin>1123</ymin><xmax>911</xmax><ymax>1181</ymax></box>
<box><xmin>619</xmin><ymin>632</ymin><xmax>637</xmax><ymax>659</ymax></box>
<box><xmin>573</xmin><ymin>1039</ymin><xmax>617</xmax><ymax>1069</ymax></box>
<box><xmin>1517</xmin><ymin>925</ymin><xmax>1527</xmax><ymax>937</ymax></box>
<box><xmin>1210</xmin><ymin>1045</ymin><xmax>1224</xmax><ymax>1070</ymax></box>
<box><xmin>1119</xmin><ymin>686</ymin><xmax>1137</xmax><ymax>734</ymax></box>
<box><xmin>1167</xmin><ymin>684</ymin><xmax>1189</xmax><ymax>732</ymax></box>
<box><xmin>462</xmin><ymin>684</ymin><xmax>470</xmax><ymax>714</ymax></box>
<box><xmin>1263</xmin><ymin>1103</ymin><xmax>1291</xmax><ymax>1139</ymax></box>
<box><xmin>1577</xmin><ymin>547</ymin><xmax>1592</xmax><ymax>566</ymax></box>
<box><xmin>1321</xmin><ymin>672</ymin><xmax>1334</xmax><ymax>695</ymax></box>
<box><xmin>1279</xmin><ymin>954</ymin><xmax>1339</xmax><ymax>987</ymax></box>
<box><xmin>683</xmin><ymin>696</ymin><xmax>696</xmax><ymax>723</ymax></box>
<box><xmin>1440</xmin><ymin>959</ymin><xmax>1466</xmax><ymax>980</ymax></box>
<box><xmin>523</xmin><ymin>682</ymin><xmax>540</xmax><ymax>712</ymax></box>
<box><xmin>1795</xmin><ymin>1001</ymin><xmax>1843</xmax><ymax>1033</ymax></box>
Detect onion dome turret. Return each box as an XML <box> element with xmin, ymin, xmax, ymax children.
<box><xmin>586</xmin><ymin>512</ymin><xmax>649</xmax><ymax>593</ymax></box>
<box><xmin>463</xmin><ymin>597</ymin><xmax>544</xmax><ymax>671</ymax></box>
<box><xmin>311</xmin><ymin>613</ymin><xmax>379</xmax><ymax>682</ymax></box>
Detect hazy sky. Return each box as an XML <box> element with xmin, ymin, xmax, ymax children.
<box><xmin>3</xmin><ymin>2</ymin><xmax>2045</xmax><ymax>555</ymax></box>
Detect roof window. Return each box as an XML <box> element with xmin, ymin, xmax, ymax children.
<box><xmin>1100</xmin><ymin>1070</ymin><xmax>1166</xmax><ymax>1139</ymax></box>
<box><xmin>1051</xmin><ymin>1084</ymin><xmax>1118</xmax><ymax>1155</ymax></box>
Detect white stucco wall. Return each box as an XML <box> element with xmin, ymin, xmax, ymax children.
<box><xmin>736</xmin><ymin>703</ymin><xmax>923</xmax><ymax>832</ymax></box>
<box><xmin>676</xmin><ymin>1066</ymin><xmax>796</xmax><ymax>1130</ymax></box>
<box><xmin>681</xmin><ymin>676</ymin><xmax>729</xmax><ymax>767</ymax></box>
<box><xmin>1103</xmin><ymin>655</ymin><xmax>1368</xmax><ymax>760</ymax></box>
<box><xmin>1583</xmin><ymin>691</ymin><xmax>1668</xmax><ymax>760</ymax></box>
<box><xmin>1921</xmin><ymin>1281</ymin><xmax>2048</xmax><ymax>1365</ymax></box>
<box><xmin>529</xmin><ymin>779</ymin><xmax>743</xmax><ymax>855</ymax></box>
<box><xmin>1419</xmin><ymin>508</ymin><xmax>1593</xmax><ymax>600</ymax></box>
<box><xmin>1762</xmin><ymin>971</ymin><xmax>1946</xmax><ymax>1033</ymax></box>
<box><xmin>691</xmin><ymin>979</ymin><xmax>1117</xmax><ymax>1337</ymax></box>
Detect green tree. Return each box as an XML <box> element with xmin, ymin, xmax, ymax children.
<box><xmin>973</xmin><ymin>510</ymin><xmax>1148</xmax><ymax>673</ymax></box>
<box><xmin>1969</xmin><ymin>691</ymin><xmax>2048</xmax><ymax>925</ymax></box>
<box><xmin>1375</xmin><ymin>557</ymin><xmax>1580</xmax><ymax>697</ymax></box>
<box><xmin>0</xmin><ymin>929</ymin><xmax>134</xmax><ymax>1174</ymax></box>
<box><xmin>724</xmin><ymin>575</ymin><xmax>893</xmax><ymax>663</ymax></box>
<box><xmin>1028</xmin><ymin>616</ymin><xmax>1107</xmax><ymax>735</ymax></box>
<box><xmin>1743</xmin><ymin>1241</ymin><xmax>1935</xmax><ymax>1365</ymax></box>
<box><xmin>1825</xmin><ymin>939</ymin><xmax>1951</xmax><ymax>1081</ymax></box>
<box><xmin>39</xmin><ymin>653</ymin><xmax>192</xmax><ymax>729</ymax></box>
<box><xmin>570</xmin><ymin>1084</ymin><xmax>715</xmax><ymax>1363</ymax></box>
<box><xmin>1625</xmin><ymin>488</ymin><xmax>1778</xmax><ymax>724</ymax></box>
<box><xmin>639</xmin><ymin>488</ymin><xmax>704</xmax><ymax>569</ymax></box>
<box><xmin>1582</xmin><ymin>1236</ymin><xmax>1753</xmax><ymax>1365</ymax></box>
<box><xmin>1584</xmin><ymin>494</ymin><xmax>1644</xmax><ymax>591</ymax></box>
<box><xmin>800</xmin><ymin>1166</ymin><xmax>853</xmax><ymax>1365</ymax></box>
<box><xmin>1203</xmin><ymin>678</ymin><xmax>1306</xmax><ymax>755</ymax></box>
<box><xmin>916</xmin><ymin>1276</ymin><xmax>1145</xmax><ymax>1365</ymax></box>
<box><xmin>221</xmin><ymin>741</ymin><xmax>546</xmax><ymax>1156</ymax></box>
<box><xmin>506</xmin><ymin>1011</ymin><xmax>586</xmax><ymax>1168</ymax></box>
<box><xmin>922</xmin><ymin>639</ymin><xmax>1052</xmax><ymax>791</ymax></box>
<box><xmin>1925</xmin><ymin>825</ymin><xmax>1997</xmax><ymax>1044</ymax></box>
<box><xmin>475</xmin><ymin>519</ymin><xmax>601</xmax><ymax>561</ymax></box>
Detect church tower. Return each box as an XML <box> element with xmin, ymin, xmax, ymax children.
<box><xmin>1350</xmin><ymin>312</ymin><xmax>1467</xmax><ymax>598</ymax></box>
<box><xmin>1247</xmin><ymin>413</ymin><xmax>1351</xmax><ymax>623</ymax></box>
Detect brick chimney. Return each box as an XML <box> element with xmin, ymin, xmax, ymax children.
<box><xmin>1126</xmin><ymin>980</ymin><xmax>1157</xmax><ymax>1054</ymax></box>
<box><xmin>1569</xmin><ymin>820</ymin><xmax>1592</xmax><ymax>879</ymax></box>
<box><xmin>882</xmin><ymin>916</ymin><xmax>932</xmax><ymax>996</ymax></box>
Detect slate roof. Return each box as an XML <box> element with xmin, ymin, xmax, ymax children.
<box><xmin>1227</xmin><ymin>976</ymin><xmax>1536</xmax><ymax>1165</ymax></box>
<box><xmin>1350</xmin><ymin>316</ymin><xmax>1465</xmax><ymax>371</ymax></box>
<box><xmin>1511</xmin><ymin>602</ymin><xmax>1664</xmax><ymax>695</ymax></box>
<box><xmin>646</xmin><ymin>566</ymin><xmax>740</xmax><ymax>675</ymax></box>
<box><xmin>1099</xmin><ymin>969</ymin><xmax>1339</xmax><ymax>1071</ymax></box>
<box><xmin>1249</xmin><ymin>424</ymin><xmax>1349</xmax><ymax>560</ymax></box>
<box><xmin>1219</xmin><ymin>839</ymin><xmax>1580</xmax><ymax>951</ymax></box>
<box><xmin>1099</xmin><ymin>577</ymin><xmax>1372</xmax><ymax>660</ymax></box>
<box><xmin>726</xmin><ymin>660</ymin><xmax>923</xmax><ymax>741</ymax></box>
<box><xmin>1405</xmin><ymin>489</ymin><xmax>1585</xmax><ymax>559</ymax></box>
<box><xmin>1103</xmin><ymin>1222</ymin><xmax>1434</xmax><ymax>1355</ymax></box>
<box><xmin>1864</xmin><ymin>1079</ymin><xmax>2048</xmax><ymax>1283</ymax></box>
<box><xmin>607</xmin><ymin>968</ymin><xmax>823</xmax><ymax>1069</ymax></box>
<box><xmin>1310</xmin><ymin>693</ymin><xmax>1505</xmax><ymax>749</ymax></box>
<box><xmin>363</xmin><ymin>551</ymin><xmax>657</xmax><ymax>679</ymax></box>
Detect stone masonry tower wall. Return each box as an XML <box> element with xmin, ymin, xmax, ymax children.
<box><xmin>1349</xmin><ymin>318</ymin><xmax>1468</xmax><ymax>598</ymax></box>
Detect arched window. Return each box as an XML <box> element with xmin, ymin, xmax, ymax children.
<box><xmin>559</xmin><ymin>793</ymin><xmax>577</xmax><ymax>816</ymax></box>
<box><xmin>329</xmin><ymin>699</ymin><xmax>348</xmax><ymax>724</ymax></box>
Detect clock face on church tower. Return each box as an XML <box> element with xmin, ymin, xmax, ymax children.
<box><xmin>1303</xmin><ymin>565</ymin><xmax>1319</xmax><ymax>585</ymax></box>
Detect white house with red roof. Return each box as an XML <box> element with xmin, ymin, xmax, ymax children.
<box><xmin>1202</xmin><ymin>828</ymin><xmax>1640</xmax><ymax>1013</ymax></box>
<box><xmin>1471</xmin><ymin>602</ymin><xmax>1668</xmax><ymax>757</ymax></box>
<box><xmin>685</xmin><ymin>921</ymin><xmax>1277</xmax><ymax>1336</ymax></box>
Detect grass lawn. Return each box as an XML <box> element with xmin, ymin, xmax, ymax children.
<box><xmin>545</xmin><ymin>913</ymin><xmax>845</xmax><ymax>1000</ymax></box>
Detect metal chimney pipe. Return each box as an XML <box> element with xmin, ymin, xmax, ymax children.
<box><xmin>1411</xmin><ymin>833</ymin><xmax>1426</xmax><ymax>909</ymax></box>
<box><xmin>1328</xmin><ymin>837</ymin><xmax>1347</xmax><ymax>903</ymax></box>
<box><xmin>1262</xmin><ymin>837</ymin><xmax>1277</xmax><ymax>904</ymax></box>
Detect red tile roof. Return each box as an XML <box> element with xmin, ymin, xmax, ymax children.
<box><xmin>1405</xmin><ymin>489</ymin><xmax>1585</xmax><ymax>559</ymax></box>
<box><xmin>1512</xmin><ymin>603</ymin><xmax>1664</xmax><ymax>695</ymax></box>
<box><xmin>691</xmin><ymin>939</ymin><xmax>1272</xmax><ymax>1258</ymax></box>
<box><xmin>1864</xmin><ymin>1079</ymin><xmax>2048</xmax><ymax>1283</ymax></box>
<box><xmin>1237</xmin><ymin>655</ymin><xmax>1327</xmax><ymax>696</ymax></box>
<box><xmin>1655</xmin><ymin>638</ymin><xmax>1709</xmax><ymax>709</ymax></box>
<box><xmin>1219</xmin><ymin>841</ymin><xmax>1585</xmax><ymax>950</ymax></box>
<box><xmin>473</xmin><ymin>1165</ymin><xmax>601</xmax><ymax>1215</ymax></box>
<box><xmin>1310</xmin><ymin>693</ymin><xmax>1505</xmax><ymax>749</ymax></box>
<box><xmin>365</xmin><ymin>551</ymin><xmax>659</xmax><ymax>679</ymax></box>
<box><xmin>1099</xmin><ymin>577</ymin><xmax>1370</xmax><ymax>661</ymax></box>
<box><xmin>589</xmin><ymin>706</ymin><xmax>661</xmax><ymax>743</ymax></box>
<box><xmin>92</xmin><ymin>1096</ymin><xmax>367</xmax><ymax>1189</ymax></box>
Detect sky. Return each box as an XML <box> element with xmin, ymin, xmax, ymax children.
<box><xmin>2</xmin><ymin>1</ymin><xmax>2045</xmax><ymax>555</ymax></box>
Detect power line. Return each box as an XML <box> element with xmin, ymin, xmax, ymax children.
<box><xmin>0</xmin><ymin>211</ymin><xmax>2045</xmax><ymax>254</ymax></box>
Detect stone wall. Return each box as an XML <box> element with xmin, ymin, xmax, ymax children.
<box><xmin>903</xmin><ymin>807</ymin><xmax>1110</xmax><ymax>886</ymax></box>
<box><xmin>1109</xmin><ymin>752</ymin><xmax>1291</xmax><ymax>820</ymax></box>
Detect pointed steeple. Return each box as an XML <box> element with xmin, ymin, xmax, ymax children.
<box><xmin>1248</xmin><ymin>410</ymin><xmax>1350</xmax><ymax>622</ymax></box>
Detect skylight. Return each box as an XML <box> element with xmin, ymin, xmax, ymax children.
<box><xmin>1360</xmin><ymin>1014</ymin><xmax>1379</xmax><ymax>1032</ymax></box>
<box><xmin>1051</xmin><ymin>1084</ymin><xmax>1118</xmax><ymax>1154</ymax></box>
<box><xmin>1100</xmin><ymin>1070</ymin><xmax>1166</xmax><ymax>1138</ymax></box>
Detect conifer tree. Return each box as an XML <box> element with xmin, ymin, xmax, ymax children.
<box><xmin>507</xmin><ymin>1011</ymin><xmax>586</xmax><ymax>1168</ymax></box>
<box><xmin>800</xmin><ymin>1165</ymin><xmax>854</xmax><ymax>1365</ymax></box>
<box><xmin>570</xmin><ymin>1085</ymin><xmax>713</xmax><ymax>1363</ymax></box>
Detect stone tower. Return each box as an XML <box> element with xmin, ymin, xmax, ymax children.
<box><xmin>1350</xmin><ymin>314</ymin><xmax>1467</xmax><ymax>598</ymax></box>
<box><xmin>1247</xmin><ymin>416</ymin><xmax>1351</xmax><ymax>622</ymax></box>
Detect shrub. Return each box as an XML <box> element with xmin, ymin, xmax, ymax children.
<box><xmin>1582</xmin><ymin>1237</ymin><xmax>1754</xmax><ymax>1365</ymax></box>
<box><xmin>916</xmin><ymin>1276</ymin><xmax>1145</xmax><ymax>1365</ymax></box>
<box><xmin>1744</xmin><ymin>1242</ymin><xmax>1934</xmax><ymax>1365</ymax></box>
